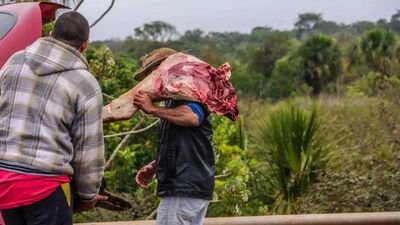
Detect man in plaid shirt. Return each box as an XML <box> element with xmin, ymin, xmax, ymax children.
<box><xmin>0</xmin><ymin>12</ymin><xmax>105</xmax><ymax>225</ymax></box>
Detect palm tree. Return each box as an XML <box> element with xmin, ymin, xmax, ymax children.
<box><xmin>348</xmin><ymin>38</ymin><xmax>364</xmax><ymax>67</ymax></box>
<box><xmin>360</xmin><ymin>28</ymin><xmax>398</xmax><ymax>76</ymax></box>
<box><xmin>298</xmin><ymin>34</ymin><xmax>342</xmax><ymax>95</ymax></box>
<box><xmin>255</xmin><ymin>103</ymin><xmax>330</xmax><ymax>214</ymax></box>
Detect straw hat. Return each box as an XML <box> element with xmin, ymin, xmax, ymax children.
<box><xmin>134</xmin><ymin>47</ymin><xmax>177</xmax><ymax>81</ymax></box>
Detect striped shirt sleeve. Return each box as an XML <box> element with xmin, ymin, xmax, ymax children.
<box><xmin>70</xmin><ymin>89</ymin><xmax>105</xmax><ymax>200</ymax></box>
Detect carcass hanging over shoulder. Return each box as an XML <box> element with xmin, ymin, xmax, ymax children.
<box><xmin>102</xmin><ymin>50</ymin><xmax>239</xmax><ymax>123</ymax></box>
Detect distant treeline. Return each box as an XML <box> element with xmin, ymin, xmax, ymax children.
<box><xmin>93</xmin><ymin>11</ymin><xmax>400</xmax><ymax>100</ymax></box>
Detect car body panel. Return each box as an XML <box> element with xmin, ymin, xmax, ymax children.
<box><xmin>0</xmin><ymin>2</ymin><xmax>67</xmax><ymax>68</ymax></box>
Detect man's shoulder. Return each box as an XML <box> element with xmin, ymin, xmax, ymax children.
<box><xmin>2</xmin><ymin>50</ymin><xmax>26</xmax><ymax>68</ymax></box>
<box><xmin>63</xmin><ymin>69</ymin><xmax>99</xmax><ymax>87</ymax></box>
<box><xmin>61</xmin><ymin>69</ymin><xmax>101</xmax><ymax>99</ymax></box>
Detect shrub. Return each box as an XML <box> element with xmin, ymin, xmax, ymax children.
<box><xmin>254</xmin><ymin>102</ymin><xmax>330</xmax><ymax>214</ymax></box>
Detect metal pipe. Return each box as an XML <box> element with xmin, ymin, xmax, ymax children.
<box><xmin>76</xmin><ymin>212</ymin><xmax>400</xmax><ymax>225</ymax></box>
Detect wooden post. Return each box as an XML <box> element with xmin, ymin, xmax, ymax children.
<box><xmin>75</xmin><ymin>212</ymin><xmax>400</xmax><ymax>225</ymax></box>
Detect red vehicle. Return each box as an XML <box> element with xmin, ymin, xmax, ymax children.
<box><xmin>0</xmin><ymin>2</ymin><xmax>67</xmax><ymax>68</ymax></box>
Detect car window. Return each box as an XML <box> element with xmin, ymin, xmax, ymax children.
<box><xmin>0</xmin><ymin>12</ymin><xmax>17</xmax><ymax>40</ymax></box>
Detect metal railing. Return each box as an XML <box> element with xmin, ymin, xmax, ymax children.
<box><xmin>76</xmin><ymin>212</ymin><xmax>400</xmax><ymax>225</ymax></box>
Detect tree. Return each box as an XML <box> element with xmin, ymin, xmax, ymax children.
<box><xmin>390</xmin><ymin>9</ymin><xmax>400</xmax><ymax>32</ymax></box>
<box><xmin>134</xmin><ymin>21</ymin><xmax>179</xmax><ymax>42</ymax></box>
<box><xmin>350</xmin><ymin>21</ymin><xmax>376</xmax><ymax>35</ymax></box>
<box><xmin>249</xmin><ymin>32</ymin><xmax>296</xmax><ymax>78</ymax></box>
<box><xmin>312</xmin><ymin>21</ymin><xmax>341</xmax><ymax>35</ymax></box>
<box><xmin>252</xmin><ymin>26</ymin><xmax>272</xmax><ymax>32</ymax></box>
<box><xmin>348</xmin><ymin>38</ymin><xmax>364</xmax><ymax>67</ymax></box>
<box><xmin>249</xmin><ymin>26</ymin><xmax>273</xmax><ymax>42</ymax></box>
<box><xmin>359</xmin><ymin>28</ymin><xmax>399</xmax><ymax>76</ymax></box>
<box><xmin>294</xmin><ymin>13</ymin><xmax>323</xmax><ymax>38</ymax></box>
<box><xmin>181</xmin><ymin>29</ymin><xmax>204</xmax><ymax>43</ymax></box>
<box><xmin>298</xmin><ymin>34</ymin><xmax>342</xmax><ymax>95</ymax></box>
<box><xmin>377</xmin><ymin>19</ymin><xmax>389</xmax><ymax>29</ymax></box>
<box><xmin>266</xmin><ymin>56</ymin><xmax>300</xmax><ymax>100</ymax></box>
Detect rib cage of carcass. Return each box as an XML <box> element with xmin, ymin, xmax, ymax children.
<box><xmin>102</xmin><ymin>53</ymin><xmax>239</xmax><ymax>122</ymax></box>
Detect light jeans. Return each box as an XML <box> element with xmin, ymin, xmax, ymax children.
<box><xmin>156</xmin><ymin>197</ymin><xmax>209</xmax><ymax>225</ymax></box>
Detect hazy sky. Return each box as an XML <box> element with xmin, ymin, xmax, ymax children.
<box><xmin>77</xmin><ymin>0</ymin><xmax>399</xmax><ymax>41</ymax></box>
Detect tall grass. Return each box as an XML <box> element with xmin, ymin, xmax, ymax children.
<box><xmin>255</xmin><ymin>102</ymin><xmax>330</xmax><ymax>214</ymax></box>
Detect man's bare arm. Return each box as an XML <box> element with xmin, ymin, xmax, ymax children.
<box><xmin>134</xmin><ymin>91</ymin><xmax>200</xmax><ymax>127</ymax></box>
<box><xmin>150</xmin><ymin>104</ymin><xmax>199</xmax><ymax>127</ymax></box>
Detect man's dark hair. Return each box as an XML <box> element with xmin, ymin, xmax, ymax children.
<box><xmin>52</xmin><ymin>11</ymin><xmax>90</xmax><ymax>49</ymax></box>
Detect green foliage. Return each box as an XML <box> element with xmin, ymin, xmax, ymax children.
<box><xmin>74</xmin><ymin>46</ymin><xmax>162</xmax><ymax>222</ymax></box>
<box><xmin>208</xmin><ymin>116</ymin><xmax>255</xmax><ymax>216</ymax></box>
<box><xmin>76</xmin><ymin>46</ymin><xmax>258</xmax><ymax>222</ymax></box>
<box><xmin>294</xmin><ymin>96</ymin><xmax>400</xmax><ymax>213</ymax></box>
<box><xmin>298</xmin><ymin>34</ymin><xmax>342</xmax><ymax>95</ymax></box>
<box><xmin>311</xmin><ymin>21</ymin><xmax>341</xmax><ymax>35</ymax></box>
<box><xmin>249</xmin><ymin>26</ymin><xmax>273</xmax><ymax>42</ymax></box>
<box><xmin>73</xmin><ymin>11</ymin><xmax>400</xmax><ymax>222</ymax></box>
<box><xmin>238</xmin><ymin>95</ymin><xmax>400</xmax><ymax>215</ymax></box>
<box><xmin>348</xmin><ymin>38</ymin><xmax>364</xmax><ymax>67</ymax></box>
<box><xmin>266</xmin><ymin>56</ymin><xmax>301</xmax><ymax>100</ymax></box>
<box><xmin>294</xmin><ymin>13</ymin><xmax>323</xmax><ymax>38</ymax></box>
<box><xmin>134</xmin><ymin>21</ymin><xmax>179</xmax><ymax>42</ymax></box>
<box><xmin>254</xmin><ymin>103</ymin><xmax>330</xmax><ymax>214</ymax></box>
<box><xmin>42</xmin><ymin>22</ymin><xmax>54</xmax><ymax>37</ymax></box>
<box><xmin>181</xmin><ymin>29</ymin><xmax>204</xmax><ymax>42</ymax></box>
<box><xmin>347</xmin><ymin>71</ymin><xmax>400</xmax><ymax>100</ymax></box>
<box><xmin>350</xmin><ymin>21</ymin><xmax>377</xmax><ymax>35</ymax></box>
<box><xmin>249</xmin><ymin>32</ymin><xmax>296</xmax><ymax>78</ymax></box>
<box><xmin>84</xmin><ymin>45</ymin><xmax>159</xmax><ymax>194</ymax></box>
<box><xmin>297</xmin><ymin>153</ymin><xmax>400</xmax><ymax>213</ymax></box>
<box><xmin>230</xmin><ymin>60</ymin><xmax>265</xmax><ymax>98</ymax></box>
<box><xmin>359</xmin><ymin>28</ymin><xmax>399</xmax><ymax>76</ymax></box>
<box><xmin>390</xmin><ymin>10</ymin><xmax>400</xmax><ymax>32</ymax></box>
<box><xmin>86</xmin><ymin>46</ymin><xmax>116</xmax><ymax>84</ymax></box>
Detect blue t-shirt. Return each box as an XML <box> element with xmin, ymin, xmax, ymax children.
<box><xmin>187</xmin><ymin>102</ymin><xmax>205</xmax><ymax>124</ymax></box>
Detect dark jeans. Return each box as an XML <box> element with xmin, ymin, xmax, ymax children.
<box><xmin>1</xmin><ymin>186</ymin><xmax>72</xmax><ymax>225</ymax></box>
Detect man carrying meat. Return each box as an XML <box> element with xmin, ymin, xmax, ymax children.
<box><xmin>0</xmin><ymin>12</ymin><xmax>106</xmax><ymax>225</ymax></box>
<box><xmin>134</xmin><ymin>48</ymin><xmax>214</xmax><ymax>225</ymax></box>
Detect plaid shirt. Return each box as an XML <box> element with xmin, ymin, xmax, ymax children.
<box><xmin>0</xmin><ymin>37</ymin><xmax>104</xmax><ymax>200</ymax></box>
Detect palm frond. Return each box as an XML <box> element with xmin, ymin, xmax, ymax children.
<box><xmin>255</xmin><ymin>102</ymin><xmax>329</xmax><ymax>214</ymax></box>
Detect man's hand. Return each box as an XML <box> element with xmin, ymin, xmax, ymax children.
<box><xmin>136</xmin><ymin>161</ymin><xmax>156</xmax><ymax>188</ymax></box>
<box><xmin>75</xmin><ymin>194</ymin><xmax>108</xmax><ymax>212</ymax></box>
<box><xmin>133</xmin><ymin>91</ymin><xmax>156</xmax><ymax>114</ymax></box>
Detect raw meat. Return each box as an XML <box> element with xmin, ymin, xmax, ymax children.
<box><xmin>103</xmin><ymin>53</ymin><xmax>239</xmax><ymax>122</ymax></box>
